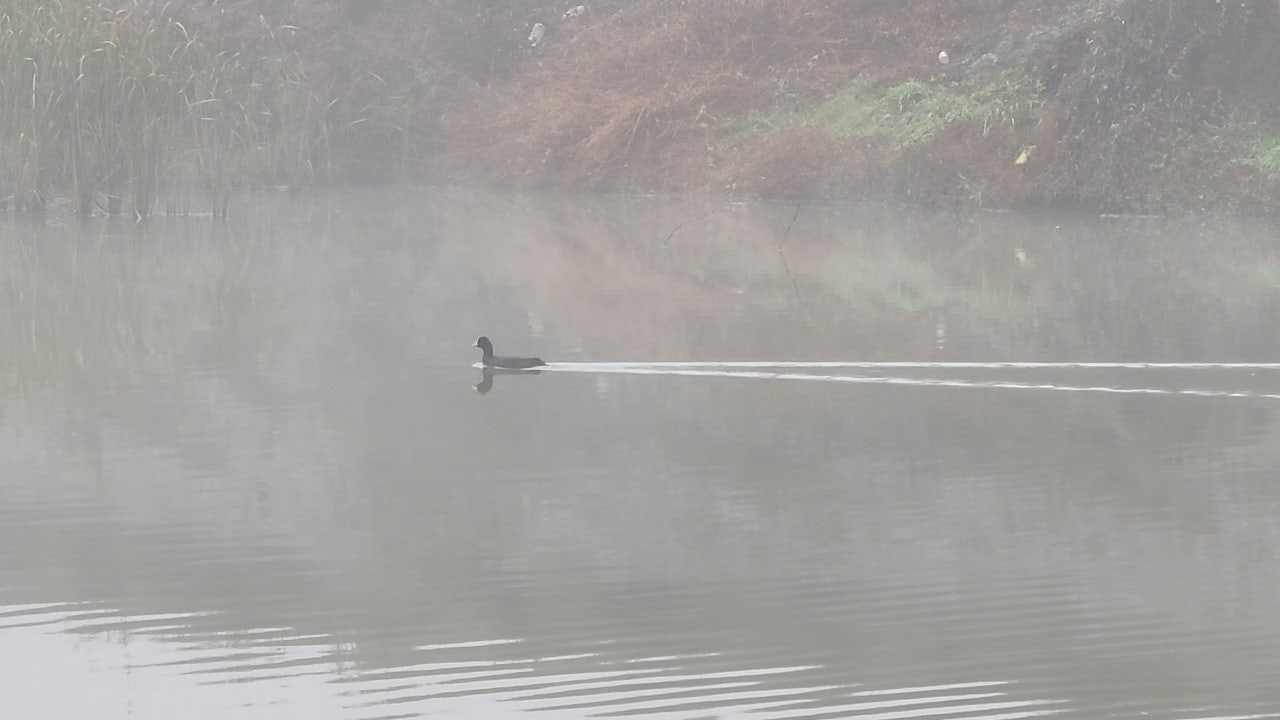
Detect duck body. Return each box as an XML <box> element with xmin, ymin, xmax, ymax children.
<box><xmin>474</xmin><ymin>336</ymin><xmax>546</xmax><ymax>369</ymax></box>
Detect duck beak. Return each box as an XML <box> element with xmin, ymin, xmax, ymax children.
<box><xmin>472</xmin><ymin>340</ymin><xmax>479</xmax><ymax>348</ymax></box>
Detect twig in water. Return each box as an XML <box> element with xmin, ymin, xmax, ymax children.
<box><xmin>777</xmin><ymin>248</ymin><xmax>801</xmax><ymax>299</ymax></box>
<box><xmin>777</xmin><ymin>202</ymin><xmax>802</xmax><ymax>251</ymax></box>
<box><xmin>663</xmin><ymin>201</ymin><xmax>729</xmax><ymax>246</ymax></box>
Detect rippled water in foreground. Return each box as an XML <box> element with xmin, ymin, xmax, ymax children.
<box><xmin>3</xmin><ymin>189</ymin><xmax>1280</xmax><ymax>719</ymax></box>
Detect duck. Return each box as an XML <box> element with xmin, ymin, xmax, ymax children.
<box><xmin>473</xmin><ymin>336</ymin><xmax>546</xmax><ymax>369</ymax></box>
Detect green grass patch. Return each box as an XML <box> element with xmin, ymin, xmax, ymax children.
<box><xmin>1213</xmin><ymin>114</ymin><xmax>1280</xmax><ymax>175</ymax></box>
<box><xmin>814</xmin><ymin>70</ymin><xmax>1043</xmax><ymax>150</ymax></box>
<box><xmin>1240</xmin><ymin>134</ymin><xmax>1280</xmax><ymax>174</ymax></box>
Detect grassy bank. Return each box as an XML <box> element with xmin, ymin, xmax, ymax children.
<box><xmin>4</xmin><ymin>1</ymin><xmax>1279</xmax><ymax>215</ymax></box>
<box><xmin>0</xmin><ymin>1</ymin><xmax>394</xmax><ymax>217</ymax></box>
<box><xmin>436</xmin><ymin>0</ymin><xmax>1280</xmax><ymax>213</ymax></box>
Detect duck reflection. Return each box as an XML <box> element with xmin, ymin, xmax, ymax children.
<box><xmin>474</xmin><ymin>366</ymin><xmax>542</xmax><ymax>394</ymax></box>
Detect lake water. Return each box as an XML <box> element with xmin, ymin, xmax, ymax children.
<box><xmin>3</xmin><ymin>188</ymin><xmax>1280</xmax><ymax>719</ymax></box>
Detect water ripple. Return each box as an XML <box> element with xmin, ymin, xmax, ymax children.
<box><xmin>540</xmin><ymin>364</ymin><xmax>1280</xmax><ymax>401</ymax></box>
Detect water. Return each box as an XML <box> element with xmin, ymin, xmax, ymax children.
<box><xmin>3</xmin><ymin>188</ymin><xmax>1280</xmax><ymax>719</ymax></box>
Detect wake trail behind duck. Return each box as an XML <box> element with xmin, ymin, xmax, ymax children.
<box><xmin>537</xmin><ymin>362</ymin><xmax>1280</xmax><ymax>401</ymax></box>
<box><xmin>544</xmin><ymin>361</ymin><xmax>1280</xmax><ymax>370</ymax></box>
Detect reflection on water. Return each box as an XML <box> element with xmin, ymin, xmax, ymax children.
<box><xmin>474</xmin><ymin>366</ymin><xmax>544</xmax><ymax>395</ymax></box>
<box><xmin>3</xmin><ymin>188</ymin><xmax>1280</xmax><ymax>718</ymax></box>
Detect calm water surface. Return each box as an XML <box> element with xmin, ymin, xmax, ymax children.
<box><xmin>3</xmin><ymin>189</ymin><xmax>1280</xmax><ymax>719</ymax></box>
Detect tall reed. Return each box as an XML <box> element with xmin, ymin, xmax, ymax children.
<box><xmin>0</xmin><ymin>1</ymin><xmax>362</xmax><ymax>217</ymax></box>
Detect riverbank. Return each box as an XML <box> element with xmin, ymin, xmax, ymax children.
<box><xmin>5</xmin><ymin>1</ymin><xmax>1280</xmax><ymax>216</ymax></box>
<box><xmin>427</xmin><ymin>0</ymin><xmax>1280</xmax><ymax>213</ymax></box>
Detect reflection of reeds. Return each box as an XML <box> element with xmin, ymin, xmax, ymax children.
<box><xmin>0</xmin><ymin>1</ymin><xmax>368</xmax><ymax>217</ymax></box>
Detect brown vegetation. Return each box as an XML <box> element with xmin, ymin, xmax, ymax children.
<box><xmin>10</xmin><ymin>0</ymin><xmax>1280</xmax><ymax>213</ymax></box>
<box><xmin>427</xmin><ymin>0</ymin><xmax>1280</xmax><ymax>211</ymax></box>
<box><xmin>439</xmin><ymin>1</ymin><xmax>853</xmax><ymax>189</ymax></box>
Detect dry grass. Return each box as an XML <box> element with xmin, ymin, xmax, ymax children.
<box><xmin>12</xmin><ymin>0</ymin><xmax>1269</xmax><ymax>212</ymax></box>
<box><xmin>733</xmin><ymin>126</ymin><xmax>883</xmax><ymax>198</ymax></box>
<box><xmin>433</xmin><ymin>0</ymin><xmax>1280</xmax><ymax>211</ymax></box>
<box><xmin>441</xmin><ymin>0</ymin><xmax>1072</xmax><ymax>198</ymax></box>
<box><xmin>0</xmin><ymin>0</ymin><xmax>406</xmax><ymax>217</ymax></box>
<box><xmin>447</xmin><ymin>0</ymin><xmax>853</xmax><ymax>188</ymax></box>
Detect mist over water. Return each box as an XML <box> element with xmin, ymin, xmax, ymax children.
<box><xmin>3</xmin><ymin>188</ymin><xmax>1280</xmax><ymax>718</ymax></box>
